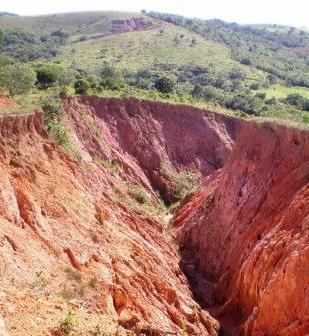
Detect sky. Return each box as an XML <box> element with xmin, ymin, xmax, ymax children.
<box><xmin>1</xmin><ymin>0</ymin><xmax>308</xmax><ymax>28</ymax></box>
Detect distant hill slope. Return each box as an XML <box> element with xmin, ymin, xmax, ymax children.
<box><xmin>0</xmin><ymin>12</ymin><xmax>18</xmax><ymax>17</ymax></box>
<box><xmin>0</xmin><ymin>11</ymin><xmax>151</xmax><ymax>34</ymax></box>
<box><xmin>0</xmin><ymin>11</ymin><xmax>308</xmax><ymax>125</ymax></box>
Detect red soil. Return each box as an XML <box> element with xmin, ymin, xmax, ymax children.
<box><xmin>0</xmin><ymin>95</ymin><xmax>14</xmax><ymax>109</ymax></box>
<box><xmin>0</xmin><ymin>97</ymin><xmax>307</xmax><ymax>335</ymax></box>
<box><xmin>173</xmin><ymin>121</ymin><xmax>309</xmax><ymax>335</ymax></box>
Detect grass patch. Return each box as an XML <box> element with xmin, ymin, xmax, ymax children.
<box><xmin>113</xmin><ymin>181</ymin><xmax>167</xmax><ymax>220</ymax></box>
<box><xmin>94</xmin><ymin>155</ymin><xmax>122</xmax><ymax>173</ymax></box>
<box><xmin>257</xmin><ymin>85</ymin><xmax>309</xmax><ymax>99</ymax></box>
<box><xmin>64</xmin><ymin>266</ymin><xmax>82</xmax><ymax>282</ymax></box>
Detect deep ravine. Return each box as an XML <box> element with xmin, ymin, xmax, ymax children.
<box><xmin>0</xmin><ymin>97</ymin><xmax>308</xmax><ymax>335</ymax></box>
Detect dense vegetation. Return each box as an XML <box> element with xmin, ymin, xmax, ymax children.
<box><xmin>0</xmin><ymin>11</ymin><xmax>308</xmax><ymax>126</ymax></box>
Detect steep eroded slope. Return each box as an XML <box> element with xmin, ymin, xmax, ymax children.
<box><xmin>0</xmin><ymin>98</ymin><xmax>240</xmax><ymax>335</ymax></box>
<box><xmin>173</xmin><ymin>121</ymin><xmax>309</xmax><ymax>335</ymax></box>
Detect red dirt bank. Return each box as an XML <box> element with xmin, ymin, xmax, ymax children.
<box><xmin>173</xmin><ymin>121</ymin><xmax>309</xmax><ymax>335</ymax></box>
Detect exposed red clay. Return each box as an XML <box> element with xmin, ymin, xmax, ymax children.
<box><xmin>0</xmin><ymin>97</ymin><xmax>308</xmax><ymax>335</ymax></box>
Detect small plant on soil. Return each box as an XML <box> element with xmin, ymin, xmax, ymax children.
<box><xmin>32</xmin><ymin>270</ymin><xmax>48</xmax><ymax>289</ymax></box>
<box><xmin>64</xmin><ymin>267</ymin><xmax>82</xmax><ymax>282</ymax></box>
<box><xmin>91</xmin><ymin>324</ymin><xmax>102</xmax><ymax>336</ymax></box>
<box><xmin>180</xmin><ymin>320</ymin><xmax>188</xmax><ymax>336</ymax></box>
<box><xmin>51</xmin><ymin>311</ymin><xmax>75</xmax><ymax>336</ymax></box>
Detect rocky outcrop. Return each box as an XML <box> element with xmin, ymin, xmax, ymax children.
<box><xmin>173</xmin><ymin>121</ymin><xmax>309</xmax><ymax>335</ymax></box>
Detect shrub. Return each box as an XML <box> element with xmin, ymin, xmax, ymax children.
<box><xmin>0</xmin><ymin>63</ymin><xmax>36</xmax><ymax>96</ymax></box>
<box><xmin>0</xmin><ymin>54</ymin><xmax>13</xmax><ymax>67</ymax></box>
<box><xmin>303</xmin><ymin>113</ymin><xmax>309</xmax><ymax>124</ymax></box>
<box><xmin>58</xmin><ymin>311</ymin><xmax>75</xmax><ymax>336</ymax></box>
<box><xmin>36</xmin><ymin>64</ymin><xmax>61</xmax><ymax>88</ymax></box>
<box><xmin>129</xmin><ymin>185</ymin><xmax>151</xmax><ymax>204</ymax></box>
<box><xmin>250</xmin><ymin>82</ymin><xmax>260</xmax><ymax>90</ymax></box>
<box><xmin>240</xmin><ymin>58</ymin><xmax>252</xmax><ymax>65</ymax></box>
<box><xmin>203</xmin><ymin>87</ymin><xmax>217</xmax><ymax>101</ymax></box>
<box><xmin>154</xmin><ymin>75</ymin><xmax>175</xmax><ymax>93</ymax></box>
<box><xmin>64</xmin><ymin>267</ymin><xmax>82</xmax><ymax>282</ymax></box>
<box><xmin>91</xmin><ymin>324</ymin><xmax>102</xmax><ymax>336</ymax></box>
<box><xmin>212</xmin><ymin>77</ymin><xmax>226</xmax><ymax>89</ymax></box>
<box><xmin>285</xmin><ymin>93</ymin><xmax>305</xmax><ymax>108</ymax></box>
<box><xmin>255</xmin><ymin>92</ymin><xmax>266</xmax><ymax>99</ymax></box>
<box><xmin>60</xmin><ymin>85</ymin><xmax>74</xmax><ymax>97</ymax></box>
<box><xmin>225</xmin><ymin>93</ymin><xmax>263</xmax><ymax>115</ymax></box>
<box><xmin>265</xmin><ymin>97</ymin><xmax>276</xmax><ymax>105</ymax></box>
<box><xmin>74</xmin><ymin>79</ymin><xmax>89</xmax><ymax>95</ymax></box>
<box><xmin>100</xmin><ymin>65</ymin><xmax>124</xmax><ymax>90</ymax></box>
<box><xmin>32</xmin><ymin>271</ymin><xmax>47</xmax><ymax>289</ymax></box>
<box><xmin>229</xmin><ymin>69</ymin><xmax>245</xmax><ymax>80</ymax></box>
<box><xmin>160</xmin><ymin>164</ymin><xmax>201</xmax><ymax>202</ymax></box>
<box><xmin>94</xmin><ymin>156</ymin><xmax>122</xmax><ymax>173</ymax></box>
<box><xmin>191</xmin><ymin>84</ymin><xmax>203</xmax><ymax>99</ymax></box>
<box><xmin>303</xmin><ymin>99</ymin><xmax>309</xmax><ymax>112</ymax></box>
<box><xmin>41</xmin><ymin>97</ymin><xmax>62</xmax><ymax>126</ymax></box>
<box><xmin>49</xmin><ymin>120</ymin><xmax>71</xmax><ymax>146</ymax></box>
<box><xmin>267</xmin><ymin>74</ymin><xmax>277</xmax><ymax>84</ymax></box>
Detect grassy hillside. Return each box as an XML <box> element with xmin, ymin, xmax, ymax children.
<box><xmin>0</xmin><ymin>11</ymin><xmax>309</xmax><ymax>126</ymax></box>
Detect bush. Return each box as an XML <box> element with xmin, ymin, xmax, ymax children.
<box><xmin>303</xmin><ymin>100</ymin><xmax>309</xmax><ymax>112</ymax></box>
<box><xmin>59</xmin><ymin>311</ymin><xmax>75</xmax><ymax>336</ymax></box>
<box><xmin>240</xmin><ymin>58</ymin><xmax>252</xmax><ymax>65</ymax></box>
<box><xmin>74</xmin><ymin>79</ymin><xmax>89</xmax><ymax>95</ymax></box>
<box><xmin>154</xmin><ymin>75</ymin><xmax>175</xmax><ymax>93</ymax></box>
<box><xmin>265</xmin><ymin>97</ymin><xmax>276</xmax><ymax>105</ymax></box>
<box><xmin>129</xmin><ymin>185</ymin><xmax>151</xmax><ymax>204</ymax></box>
<box><xmin>255</xmin><ymin>92</ymin><xmax>266</xmax><ymax>99</ymax></box>
<box><xmin>225</xmin><ymin>93</ymin><xmax>263</xmax><ymax>115</ymax></box>
<box><xmin>229</xmin><ymin>69</ymin><xmax>245</xmax><ymax>80</ymax></box>
<box><xmin>100</xmin><ymin>65</ymin><xmax>124</xmax><ymax>90</ymax></box>
<box><xmin>191</xmin><ymin>84</ymin><xmax>203</xmax><ymax>99</ymax></box>
<box><xmin>267</xmin><ymin>74</ymin><xmax>277</xmax><ymax>84</ymax></box>
<box><xmin>160</xmin><ymin>164</ymin><xmax>200</xmax><ymax>202</ymax></box>
<box><xmin>0</xmin><ymin>63</ymin><xmax>36</xmax><ymax>96</ymax></box>
<box><xmin>41</xmin><ymin>97</ymin><xmax>62</xmax><ymax>126</ymax></box>
<box><xmin>65</xmin><ymin>267</ymin><xmax>82</xmax><ymax>282</ymax></box>
<box><xmin>203</xmin><ymin>87</ymin><xmax>217</xmax><ymax>101</ymax></box>
<box><xmin>250</xmin><ymin>82</ymin><xmax>260</xmax><ymax>90</ymax></box>
<box><xmin>36</xmin><ymin>64</ymin><xmax>61</xmax><ymax>88</ymax></box>
<box><xmin>0</xmin><ymin>54</ymin><xmax>13</xmax><ymax>67</ymax></box>
<box><xmin>285</xmin><ymin>93</ymin><xmax>305</xmax><ymax>108</ymax></box>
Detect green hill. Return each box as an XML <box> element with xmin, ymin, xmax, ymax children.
<box><xmin>0</xmin><ymin>11</ymin><xmax>308</xmax><ymax>125</ymax></box>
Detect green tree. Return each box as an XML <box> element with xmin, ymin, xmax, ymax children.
<box><xmin>154</xmin><ymin>75</ymin><xmax>175</xmax><ymax>94</ymax></box>
<box><xmin>36</xmin><ymin>65</ymin><xmax>61</xmax><ymax>88</ymax></box>
<box><xmin>0</xmin><ymin>63</ymin><xmax>36</xmax><ymax>96</ymax></box>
